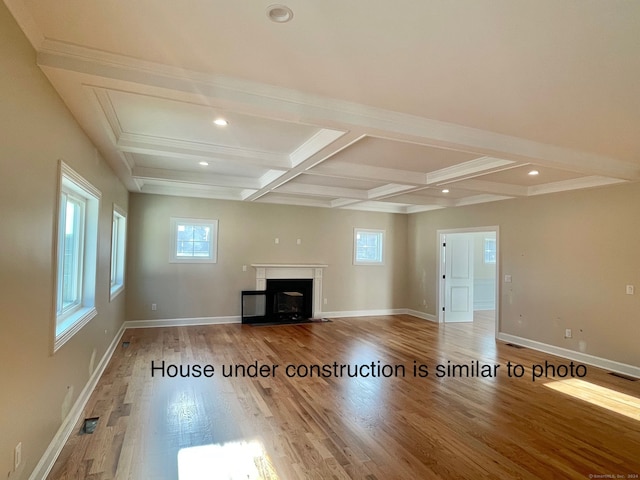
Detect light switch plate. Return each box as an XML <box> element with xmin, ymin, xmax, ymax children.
<box><xmin>504</xmin><ymin>275</ymin><xmax>512</xmax><ymax>283</ymax></box>
<box><xmin>626</xmin><ymin>285</ymin><xmax>635</xmax><ymax>295</ymax></box>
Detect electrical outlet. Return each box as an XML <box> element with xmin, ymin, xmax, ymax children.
<box><xmin>14</xmin><ymin>442</ymin><xmax>21</xmax><ymax>470</ymax></box>
<box><xmin>323</xmin><ymin>298</ymin><xmax>328</xmax><ymax>305</ymax></box>
<box><xmin>274</xmin><ymin>237</ymin><xmax>279</xmax><ymax>244</ymax></box>
<box><xmin>565</xmin><ymin>329</ymin><xmax>572</xmax><ymax>338</ymax></box>
<box><xmin>151</xmin><ymin>303</ymin><xmax>157</xmax><ymax>311</ymax></box>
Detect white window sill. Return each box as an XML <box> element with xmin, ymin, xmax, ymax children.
<box><xmin>54</xmin><ymin>306</ymin><xmax>97</xmax><ymax>352</ymax></box>
<box><xmin>110</xmin><ymin>284</ymin><xmax>124</xmax><ymax>301</ymax></box>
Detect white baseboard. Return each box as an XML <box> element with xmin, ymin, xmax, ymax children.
<box><xmin>125</xmin><ymin>316</ymin><xmax>241</xmax><ymax>328</ymax></box>
<box><xmin>29</xmin><ymin>323</ymin><xmax>127</xmax><ymax>480</ymax></box>
<box><xmin>405</xmin><ymin>309</ymin><xmax>439</xmax><ymax>323</ymax></box>
<box><xmin>321</xmin><ymin>308</ymin><xmax>408</xmax><ymax>318</ymax></box>
<box><xmin>497</xmin><ymin>332</ymin><xmax>640</xmax><ymax>379</ymax></box>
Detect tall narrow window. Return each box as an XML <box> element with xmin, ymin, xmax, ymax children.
<box><xmin>353</xmin><ymin>228</ymin><xmax>385</xmax><ymax>265</ymax></box>
<box><xmin>170</xmin><ymin>217</ymin><xmax>218</xmax><ymax>263</ymax></box>
<box><xmin>58</xmin><ymin>192</ymin><xmax>85</xmax><ymax>315</ymax></box>
<box><xmin>110</xmin><ymin>205</ymin><xmax>127</xmax><ymax>300</ymax></box>
<box><xmin>484</xmin><ymin>238</ymin><xmax>496</xmax><ymax>264</ymax></box>
<box><xmin>54</xmin><ymin>162</ymin><xmax>101</xmax><ymax>352</ymax></box>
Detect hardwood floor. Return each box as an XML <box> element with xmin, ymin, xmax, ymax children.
<box><xmin>48</xmin><ymin>314</ymin><xmax>640</xmax><ymax>479</ymax></box>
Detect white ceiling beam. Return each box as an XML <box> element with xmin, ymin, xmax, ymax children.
<box><xmin>340</xmin><ymin>201</ymin><xmax>410</xmax><ymax>214</ymax></box>
<box><xmin>426</xmin><ymin>157</ymin><xmax>517</xmax><ymax>185</ymax></box>
<box><xmin>140</xmin><ymin>184</ymin><xmax>252</xmax><ymax>201</ymax></box>
<box><xmin>330</xmin><ymin>198</ymin><xmax>362</xmax><ymax>208</ymax></box>
<box><xmin>290</xmin><ymin>129</ymin><xmax>346</xmax><ymax>167</ymax></box>
<box><xmin>274</xmin><ymin>183</ymin><xmax>368</xmax><ymax>200</ymax></box>
<box><xmin>244</xmin><ymin>131</ymin><xmax>365</xmax><ymax>203</ymax></box>
<box><xmin>454</xmin><ymin>194</ymin><xmax>515</xmax><ymax>207</ymax></box>
<box><xmin>255</xmin><ymin>194</ymin><xmax>335</xmax><ymax>209</ymax></box>
<box><xmin>405</xmin><ymin>204</ymin><xmax>447</xmax><ymax>214</ymax></box>
<box><xmin>367</xmin><ymin>183</ymin><xmax>416</xmax><ymax>199</ymax></box>
<box><xmin>131</xmin><ymin>166</ymin><xmax>263</xmax><ymax>189</ymax></box>
<box><xmin>447</xmin><ymin>179</ymin><xmax>529</xmax><ymax>197</ymax></box>
<box><xmin>385</xmin><ymin>193</ymin><xmax>456</xmax><ymax>208</ymax></box>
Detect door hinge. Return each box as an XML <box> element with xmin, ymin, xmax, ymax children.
<box><xmin>442</xmin><ymin>307</ymin><xmax>445</xmax><ymax>312</ymax></box>
<box><xmin>442</xmin><ymin>275</ymin><xmax>445</xmax><ymax>279</ymax></box>
<box><xmin>442</xmin><ymin>242</ymin><xmax>446</xmax><ymax>247</ymax></box>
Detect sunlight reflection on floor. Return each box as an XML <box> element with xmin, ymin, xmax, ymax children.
<box><xmin>545</xmin><ymin>378</ymin><xmax>640</xmax><ymax>421</ymax></box>
<box><xmin>178</xmin><ymin>440</ymin><xmax>279</xmax><ymax>480</ymax></box>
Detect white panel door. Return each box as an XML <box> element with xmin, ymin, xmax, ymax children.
<box><xmin>444</xmin><ymin>233</ymin><xmax>474</xmax><ymax>322</ymax></box>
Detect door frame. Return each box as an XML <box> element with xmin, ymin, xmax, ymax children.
<box><xmin>436</xmin><ymin>226</ymin><xmax>500</xmax><ymax>336</ymax></box>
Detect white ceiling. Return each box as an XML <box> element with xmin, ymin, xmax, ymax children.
<box><xmin>5</xmin><ymin>0</ymin><xmax>640</xmax><ymax>213</ymax></box>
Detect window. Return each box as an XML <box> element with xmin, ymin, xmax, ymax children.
<box><xmin>110</xmin><ymin>205</ymin><xmax>127</xmax><ymax>300</ymax></box>
<box><xmin>170</xmin><ymin>217</ymin><xmax>218</xmax><ymax>263</ymax></box>
<box><xmin>354</xmin><ymin>228</ymin><xmax>384</xmax><ymax>265</ymax></box>
<box><xmin>484</xmin><ymin>238</ymin><xmax>496</xmax><ymax>264</ymax></box>
<box><xmin>54</xmin><ymin>162</ymin><xmax>101</xmax><ymax>351</ymax></box>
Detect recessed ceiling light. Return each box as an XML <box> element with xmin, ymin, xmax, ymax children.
<box><xmin>199</xmin><ymin>161</ymin><xmax>209</xmax><ymax>166</ymax></box>
<box><xmin>442</xmin><ymin>189</ymin><xmax>450</xmax><ymax>193</ymax></box>
<box><xmin>266</xmin><ymin>4</ymin><xmax>293</xmax><ymax>23</ymax></box>
<box><xmin>213</xmin><ymin>118</ymin><xmax>228</xmax><ymax>126</ymax></box>
<box><xmin>528</xmin><ymin>170</ymin><xmax>539</xmax><ymax>176</ymax></box>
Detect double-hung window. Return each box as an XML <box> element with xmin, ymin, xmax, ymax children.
<box><xmin>54</xmin><ymin>162</ymin><xmax>100</xmax><ymax>351</ymax></box>
<box><xmin>58</xmin><ymin>191</ymin><xmax>86</xmax><ymax>315</ymax></box>
<box><xmin>110</xmin><ymin>205</ymin><xmax>127</xmax><ymax>300</ymax></box>
<box><xmin>353</xmin><ymin>228</ymin><xmax>385</xmax><ymax>265</ymax></box>
<box><xmin>170</xmin><ymin>217</ymin><xmax>218</xmax><ymax>263</ymax></box>
<box><xmin>484</xmin><ymin>238</ymin><xmax>497</xmax><ymax>264</ymax></box>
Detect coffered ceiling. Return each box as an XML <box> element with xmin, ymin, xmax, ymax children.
<box><xmin>5</xmin><ymin>0</ymin><xmax>640</xmax><ymax>213</ymax></box>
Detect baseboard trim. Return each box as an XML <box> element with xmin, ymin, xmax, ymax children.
<box><xmin>125</xmin><ymin>316</ymin><xmax>241</xmax><ymax>328</ymax></box>
<box><xmin>497</xmin><ymin>332</ymin><xmax>640</xmax><ymax>379</ymax></box>
<box><xmin>29</xmin><ymin>322</ymin><xmax>127</xmax><ymax>480</ymax></box>
<box><xmin>405</xmin><ymin>309</ymin><xmax>439</xmax><ymax>323</ymax></box>
<box><xmin>321</xmin><ymin>309</ymin><xmax>408</xmax><ymax>318</ymax></box>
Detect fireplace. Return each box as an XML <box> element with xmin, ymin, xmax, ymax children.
<box><xmin>242</xmin><ymin>279</ymin><xmax>313</xmax><ymax>324</ymax></box>
<box><xmin>241</xmin><ymin>264</ymin><xmax>327</xmax><ymax>324</ymax></box>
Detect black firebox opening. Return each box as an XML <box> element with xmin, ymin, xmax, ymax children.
<box><xmin>267</xmin><ymin>278</ymin><xmax>312</xmax><ymax>322</ymax></box>
<box><xmin>241</xmin><ymin>278</ymin><xmax>313</xmax><ymax>324</ymax></box>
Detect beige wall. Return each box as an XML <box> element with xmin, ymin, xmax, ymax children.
<box><xmin>408</xmin><ymin>183</ymin><xmax>640</xmax><ymax>366</ymax></box>
<box><xmin>0</xmin><ymin>3</ymin><xmax>128</xmax><ymax>478</ymax></box>
<box><xmin>126</xmin><ymin>194</ymin><xmax>408</xmax><ymax>320</ymax></box>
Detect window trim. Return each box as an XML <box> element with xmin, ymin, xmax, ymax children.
<box><xmin>52</xmin><ymin>161</ymin><xmax>101</xmax><ymax>352</ymax></box>
<box><xmin>110</xmin><ymin>204</ymin><xmax>127</xmax><ymax>301</ymax></box>
<box><xmin>353</xmin><ymin>228</ymin><xmax>385</xmax><ymax>265</ymax></box>
<box><xmin>169</xmin><ymin>217</ymin><xmax>218</xmax><ymax>263</ymax></box>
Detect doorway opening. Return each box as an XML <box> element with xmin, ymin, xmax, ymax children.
<box><xmin>437</xmin><ymin>226</ymin><xmax>499</xmax><ymax>336</ymax></box>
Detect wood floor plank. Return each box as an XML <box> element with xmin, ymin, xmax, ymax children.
<box><xmin>47</xmin><ymin>313</ymin><xmax>640</xmax><ymax>479</ymax></box>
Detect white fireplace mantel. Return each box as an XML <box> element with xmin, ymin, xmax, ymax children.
<box><xmin>251</xmin><ymin>264</ymin><xmax>328</xmax><ymax>318</ymax></box>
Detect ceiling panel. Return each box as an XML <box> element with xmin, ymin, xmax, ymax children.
<box><xmin>324</xmin><ymin>136</ymin><xmax>481</xmax><ymax>173</ymax></box>
<box><xmin>108</xmin><ymin>90</ymin><xmax>320</xmax><ymax>153</ymax></box>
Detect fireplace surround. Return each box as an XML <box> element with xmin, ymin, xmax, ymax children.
<box><xmin>241</xmin><ymin>264</ymin><xmax>327</xmax><ymax>324</ymax></box>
